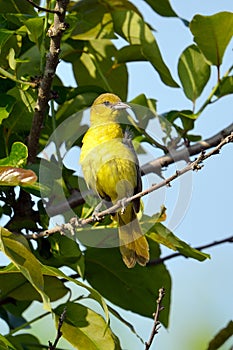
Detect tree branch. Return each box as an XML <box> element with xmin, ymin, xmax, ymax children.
<box><xmin>48</xmin><ymin>307</ymin><xmax>66</xmax><ymax>350</ymax></box>
<box><xmin>27</xmin><ymin>0</ymin><xmax>69</xmax><ymax>163</ymax></box>
<box><xmin>142</xmin><ymin>121</ymin><xmax>233</xmax><ymax>175</ymax></box>
<box><xmin>24</xmin><ymin>132</ymin><xmax>233</xmax><ymax>240</ymax></box>
<box><xmin>148</xmin><ymin>235</ymin><xmax>233</xmax><ymax>266</ymax></box>
<box><xmin>46</xmin><ymin>122</ymin><xmax>233</xmax><ymax>217</ymax></box>
<box><xmin>145</xmin><ymin>287</ymin><xmax>165</xmax><ymax>350</ymax></box>
<box><xmin>25</xmin><ymin>0</ymin><xmax>61</xmax><ymax>14</ymax></box>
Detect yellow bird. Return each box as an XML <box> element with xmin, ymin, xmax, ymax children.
<box><xmin>80</xmin><ymin>93</ymin><xmax>149</xmax><ymax>268</ymax></box>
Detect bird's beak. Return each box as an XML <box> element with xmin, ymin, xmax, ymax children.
<box><xmin>112</xmin><ymin>102</ymin><xmax>130</xmax><ymax>110</ymax></box>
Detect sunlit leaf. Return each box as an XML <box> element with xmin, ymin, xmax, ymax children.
<box><xmin>0</xmin><ymin>334</ymin><xmax>16</xmax><ymax>350</ymax></box>
<box><xmin>190</xmin><ymin>12</ymin><xmax>233</xmax><ymax>66</ymax></box>
<box><xmin>0</xmin><ymin>268</ymin><xmax>69</xmax><ymax>303</ymax></box>
<box><xmin>73</xmin><ymin>39</ymin><xmax>128</xmax><ymax>100</ymax></box>
<box><xmin>6</xmin><ymin>334</ymin><xmax>41</xmax><ymax>350</ymax></box>
<box><xmin>0</xmin><ymin>142</ymin><xmax>28</xmax><ymax>167</ymax></box>
<box><xmin>112</xmin><ymin>10</ymin><xmax>178</xmax><ymax>87</ymax></box>
<box><xmin>54</xmin><ymin>302</ymin><xmax>121</xmax><ymax>350</ymax></box>
<box><xmin>178</xmin><ymin>45</ymin><xmax>210</xmax><ymax>102</ymax></box>
<box><xmin>24</xmin><ymin>17</ymin><xmax>44</xmax><ymax>46</ymax></box>
<box><xmin>0</xmin><ymin>228</ymin><xmax>51</xmax><ymax>310</ymax></box>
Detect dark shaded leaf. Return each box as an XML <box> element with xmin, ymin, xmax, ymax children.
<box><xmin>72</xmin><ymin>40</ymin><xmax>128</xmax><ymax>100</ymax></box>
<box><xmin>144</xmin><ymin>0</ymin><xmax>178</xmax><ymax>17</ymax></box>
<box><xmin>143</xmin><ymin>218</ymin><xmax>209</xmax><ymax>261</ymax></box>
<box><xmin>0</xmin><ymin>334</ymin><xmax>16</xmax><ymax>350</ymax></box>
<box><xmin>7</xmin><ymin>334</ymin><xmax>41</xmax><ymax>350</ymax></box>
<box><xmin>85</xmin><ymin>238</ymin><xmax>171</xmax><ymax>327</ymax></box>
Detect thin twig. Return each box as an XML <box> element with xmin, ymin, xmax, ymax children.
<box><xmin>25</xmin><ymin>0</ymin><xmax>61</xmax><ymax>14</ymax></box>
<box><xmin>46</xmin><ymin>122</ymin><xmax>233</xmax><ymax>217</ymax></box>
<box><xmin>148</xmin><ymin>235</ymin><xmax>233</xmax><ymax>266</ymax></box>
<box><xmin>27</xmin><ymin>0</ymin><xmax>69</xmax><ymax>163</ymax></box>
<box><xmin>48</xmin><ymin>307</ymin><xmax>66</xmax><ymax>350</ymax></box>
<box><xmin>142</xmin><ymin>122</ymin><xmax>233</xmax><ymax>175</ymax></box>
<box><xmin>24</xmin><ymin>132</ymin><xmax>233</xmax><ymax>240</ymax></box>
<box><xmin>145</xmin><ymin>287</ymin><xmax>165</xmax><ymax>350</ymax></box>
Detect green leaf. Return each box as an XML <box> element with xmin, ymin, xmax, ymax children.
<box><xmin>24</xmin><ymin>17</ymin><xmax>44</xmax><ymax>46</ymax></box>
<box><xmin>0</xmin><ymin>29</ymin><xmax>14</xmax><ymax>52</ymax></box>
<box><xmin>72</xmin><ymin>40</ymin><xmax>128</xmax><ymax>100</ymax></box>
<box><xmin>190</xmin><ymin>12</ymin><xmax>233</xmax><ymax>66</ymax></box>
<box><xmin>0</xmin><ymin>267</ymin><xmax>69</xmax><ymax>303</ymax></box>
<box><xmin>69</xmin><ymin>9</ymin><xmax>115</xmax><ymax>40</ymax></box>
<box><xmin>207</xmin><ymin>320</ymin><xmax>233</xmax><ymax>350</ymax></box>
<box><xmin>54</xmin><ymin>302</ymin><xmax>121</xmax><ymax>350</ymax></box>
<box><xmin>143</xmin><ymin>218</ymin><xmax>210</xmax><ymax>261</ymax></box>
<box><xmin>0</xmin><ymin>0</ymin><xmax>37</xmax><ymax>14</ymax></box>
<box><xmin>112</xmin><ymin>10</ymin><xmax>178</xmax><ymax>87</ymax></box>
<box><xmin>215</xmin><ymin>76</ymin><xmax>233</xmax><ymax>98</ymax></box>
<box><xmin>178</xmin><ymin>45</ymin><xmax>210</xmax><ymax>102</ymax></box>
<box><xmin>35</xmin><ymin>233</ymin><xmax>85</xmax><ymax>278</ymax></box>
<box><xmin>4</xmin><ymin>87</ymin><xmax>37</xmax><ymax>133</ymax></box>
<box><xmin>0</xmin><ymin>94</ymin><xmax>15</xmax><ymax>124</ymax></box>
<box><xmin>0</xmin><ymin>334</ymin><xmax>16</xmax><ymax>350</ymax></box>
<box><xmin>42</xmin><ymin>265</ymin><xmax>110</xmax><ymax>325</ymax></box>
<box><xmin>0</xmin><ymin>142</ymin><xmax>28</xmax><ymax>167</ymax></box>
<box><xmin>85</xmin><ymin>238</ymin><xmax>171</xmax><ymax>327</ymax></box>
<box><xmin>115</xmin><ymin>44</ymin><xmax>145</xmax><ymax>63</ymax></box>
<box><xmin>0</xmin><ymin>303</ymin><xmax>28</xmax><ymax>330</ymax></box>
<box><xmin>0</xmin><ymin>228</ymin><xmax>51</xmax><ymax>310</ymax></box>
<box><xmin>17</xmin><ymin>46</ymin><xmax>42</xmax><ymax>78</ymax></box>
<box><xmin>144</xmin><ymin>0</ymin><xmax>178</xmax><ymax>17</ymax></box>
<box><xmin>6</xmin><ymin>334</ymin><xmax>41</xmax><ymax>350</ymax></box>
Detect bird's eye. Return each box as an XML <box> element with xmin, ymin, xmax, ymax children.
<box><xmin>103</xmin><ymin>101</ymin><xmax>111</xmax><ymax>106</ymax></box>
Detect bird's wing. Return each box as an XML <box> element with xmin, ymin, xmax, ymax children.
<box><xmin>123</xmin><ymin>128</ymin><xmax>142</xmax><ymax>213</ymax></box>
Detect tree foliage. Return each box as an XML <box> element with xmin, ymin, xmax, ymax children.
<box><xmin>0</xmin><ymin>0</ymin><xmax>232</xmax><ymax>349</ymax></box>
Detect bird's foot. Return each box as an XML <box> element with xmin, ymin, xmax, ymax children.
<box><xmin>92</xmin><ymin>201</ymin><xmax>105</xmax><ymax>221</ymax></box>
<box><xmin>119</xmin><ymin>197</ymin><xmax>128</xmax><ymax>214</ymax></box>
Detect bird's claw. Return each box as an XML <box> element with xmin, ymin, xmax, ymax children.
<box><xmin>119</xmin><ymin>197</ymin><xmax>128</xmax><ymax>214</ymax></box>
<box><xmin>92</xmin><ymin>201</ymin><xmax>105</xmax><ymax>222</ymax></box>
<box><xmin>92</xmin><ymin>211</ymin><xmax>103</xmax><ymax>222</ymax></box>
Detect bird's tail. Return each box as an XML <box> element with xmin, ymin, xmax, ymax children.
<box><xmin>115</xmin><ymin>204</ymin><xmax>149</xmax><ymax>268</ymax></box>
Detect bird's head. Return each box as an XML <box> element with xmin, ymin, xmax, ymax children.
<box><xmin>90</xmin><ymin>93</ymin><xmax>130</xmax><ymax>125</ymax></box>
